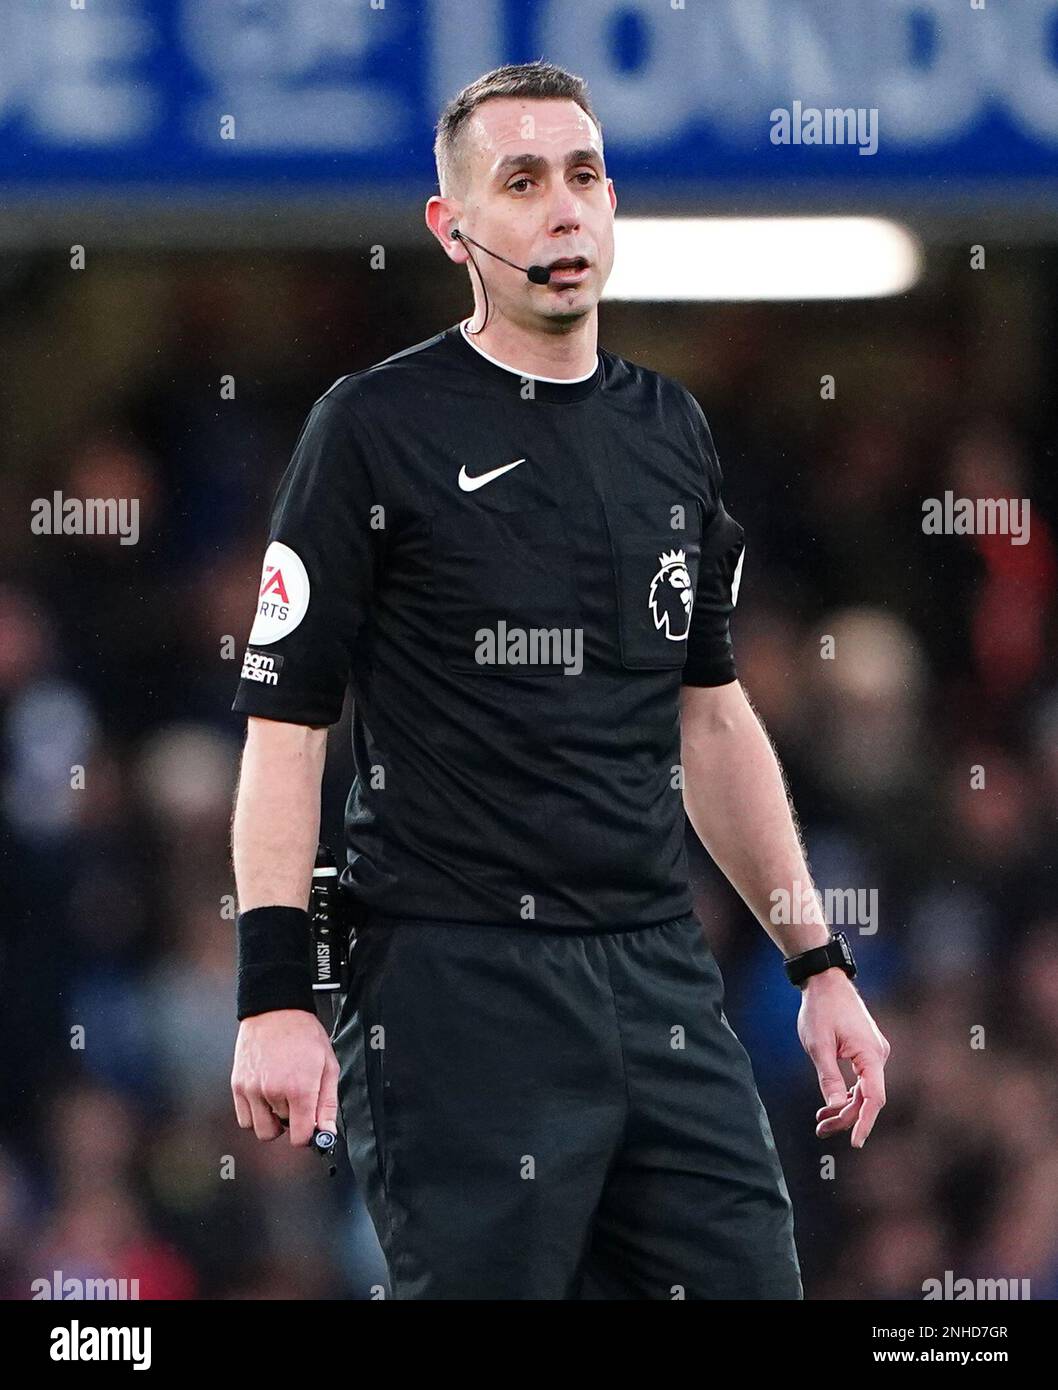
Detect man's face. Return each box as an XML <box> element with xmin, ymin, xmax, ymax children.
<box><xmin>450</xmin><ymin>97</ymin><xmax>616</xmax><ymax>328</ymax></box>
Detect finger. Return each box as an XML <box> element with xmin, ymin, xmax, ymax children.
<box><xmin>851</xmin><ymin>1096</ymin><xmax>882</xmax><ymax>1147</ymax></box>
<box><xmin>850</xmin><ymin>1063</ymin><xmax>887</xmax><ymax>1148</ymax></box>
<box><xmin>816</xmin><ymin>1096</ymin><xmax>862</xmax><ymax>1138</ymax></box>
<box><xmin>287</xmin><ymin>1084</ymin><xmax>319</xmax><ymax>1148</ymax></box>
<box><xmin>816</xmin><ymin>1081</ymin><xmax>862</xmax><ymax>1136</ymax></box>
<box><xmin>816</xmin><ymin>1076</ymin><xmax>860</xmax><ymax>1113</ymax></box>
<box><xmin>247</xmin><ymin>1093</ymin><xmax>284</xmax><ymax>1142</ymax></box>
<box><xmin>815</xmin><ymin>1101</ymin><xmax>849</xmax><ymax>1120</ymax></box>
<box><xmin>815</xmin><ymin>1081</ymin><xmax>856</xmax><ymax>1119</ymax></box>
<box><xmin>315</xmin><ymin>1049</ymin><xmax>340</xmax><ymax>1138</ymax></box>
<box><xmin>855</xmin><ymin>1055</ymin><xmax>887</xmax><ymax>1107</ymax></box>
<box><xmin>231</xmin><ymin>1082</ymin><xmax>253</xmax><ymax>1130</ymax></box>
<box><xmin>812</xmin><ymin>1048</ymin><xmax>849</xmax><ymax>1110</ymax></box>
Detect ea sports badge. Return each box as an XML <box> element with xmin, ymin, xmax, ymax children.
<box><xmin>249</xmin><ymin>540</ymin><xmax>310</xmax><ymax>645</ymax></box>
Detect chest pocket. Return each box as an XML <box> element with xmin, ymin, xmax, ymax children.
<box><xmin>607</xmin><ymin>495</ymin><xmax>702</xmax><ymax>669</ymax></box>
<box><xmin>430</xmin><ymin>505</ymin><xmax>580</xmax><ymax>675</ymax></box>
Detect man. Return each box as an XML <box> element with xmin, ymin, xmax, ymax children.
<box><xmin>229</xmin><ymin>60</ymin><xmax>889</xmax><ymax>1300</ymax></box>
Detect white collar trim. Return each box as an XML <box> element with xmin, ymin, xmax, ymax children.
<box><xmin>459</xmin><ymin>318</ymin><xmax>599</xmax><ymax>383</ymax></box>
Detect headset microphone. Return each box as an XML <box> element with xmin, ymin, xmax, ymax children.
<box><xmin>450</xmin><ymin>228</ymin><xmax>552</xmax><ymax>285</ymax></box>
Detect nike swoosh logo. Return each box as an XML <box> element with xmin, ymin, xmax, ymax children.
<box><xmin>457</xmin><ymin>458</ymin><xmax>526</xmax><ymax>492</ymax></box>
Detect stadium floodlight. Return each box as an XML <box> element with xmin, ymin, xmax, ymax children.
<box><xmin>604</xmin><ymin>217</ymin><xmax>922</xmax><ymax>301</ymax></box>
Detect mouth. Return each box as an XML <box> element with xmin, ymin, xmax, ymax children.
<box><xmin>546</xmin><ymin>256</ymin><xmax>591</xmax><ymax>285</ymax></box>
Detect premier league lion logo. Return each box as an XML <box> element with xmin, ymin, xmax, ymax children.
<box><xmin>648</xmin><ymin>548</ymin><xmax>693</xmax><ymax>641</ymax></box>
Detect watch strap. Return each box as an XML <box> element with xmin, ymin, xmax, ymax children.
<box><xmin>784</xmin><ymin>931</ymin><xmax>857</xmax><ymax>987</ymax></box>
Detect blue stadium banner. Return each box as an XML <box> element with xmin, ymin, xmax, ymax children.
<box><xmin>2</xmin><ymin>0</ymin><xmax>1057</xmax><ymax>192</ymax></box>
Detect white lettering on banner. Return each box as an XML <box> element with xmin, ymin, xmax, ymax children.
<box><xmin>535</xmin><ymin>0</ymin><xmax>1058</xmax><ymax>145</ymax></box>
<box><xmin>180</xmin><ymin>0</ymin><xmax>404</xmax><ymax>150</ymax></box>
<box><xmin>1006</xmin><ymin>0</ymin><xmax>1058</xmax><ymax>140</ymax></box>
<box><xmin>14</xmin><ymin>0</ymin><xmax>156</xmax><ymax>144</ymax></box>
<box><xmin>7</xmin><ymin>0</ymin><xmax>1058</xmax><ymax>153</ymax></box>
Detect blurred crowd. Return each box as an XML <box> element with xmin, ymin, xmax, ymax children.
<box><xmin>1</xmin><ymin>248</ymin><xmax>1056</xmax><ymax>1299</ymax></box>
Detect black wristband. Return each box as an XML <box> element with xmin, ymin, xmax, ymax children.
<box><xmin>783</xmin><ymin>931</ymin><xmax>857</xmax><ymax>988</ymax></box>
<box><xmin>236</xmin><ymin>905</ymin><xmax>317</xmax><ymax>1021</ymax></box>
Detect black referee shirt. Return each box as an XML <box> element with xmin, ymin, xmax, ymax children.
<box><xmin>232</xmin><ymin>320</ymin><xmax>745</xmax><ymax>928</ymax></box>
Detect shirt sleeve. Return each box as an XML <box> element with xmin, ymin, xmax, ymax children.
<box><xmin>231</xmin><ymin>390</ymin><xmax>383</xmax><ymax>726</ymax></box>
<box><xmin>681</xmin><ymin>396</ymin><xmax>746</xmax><ymax>688</ymax></box>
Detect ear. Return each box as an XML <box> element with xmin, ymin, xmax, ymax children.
<box><xmin>425</xmin><ymin>195</ymin><xmax>467</xmax><ymax>262</ymax></box>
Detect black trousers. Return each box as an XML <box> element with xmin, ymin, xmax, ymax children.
<box><xmin>331</xmin><ymin>911</ymin><xmax>803</xmax><ymax>1300</ymax></box>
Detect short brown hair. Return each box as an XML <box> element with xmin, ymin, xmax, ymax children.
<box><xmin>434</xmin><ymin>60</ymin><xmax>602</xmax><ymax>199</ymax></box>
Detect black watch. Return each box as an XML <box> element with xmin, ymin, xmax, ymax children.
<box><xmin>783</xmin><ymin>931</ymin><xmax>857</xmax><ymax>988</ymax></box>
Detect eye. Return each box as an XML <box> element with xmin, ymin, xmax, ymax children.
<box><xmin>574</xmin><ymin>170</ymin><xmax>598</xmax><ymax>184</ymax></box>
<box><xmin>508</xmin><ymin>177</ymin><xmax>532</xmax><ymax>193</ymax></box>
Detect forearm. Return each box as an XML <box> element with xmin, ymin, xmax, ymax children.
<box><xmin>232</xmin><ymin>716</ymin><xmax>328</xmax><ymax>912</ymax></box>
<box><xmin>680</xmin><ymin>684</ymin><xmax>830</xmax><ymax>956</ymax></box>
<box><xmin>231</xmin><ymin>717</ymin><xmax>329</xmax><ymax>1019</ymax></box>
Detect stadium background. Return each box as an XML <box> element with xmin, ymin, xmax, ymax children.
<box><xmin>2</xmin><ymin>0</ymin><xmax>1057</xmax><ymax>1300</ymax></box>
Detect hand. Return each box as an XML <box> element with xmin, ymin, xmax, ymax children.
<box><xmin>231</xmin><ymin>1008</ymin><xmax>340</xmax><ymax>1148</ymax></box>
<box><xmin>797</xmin><ymin>968</ymin><xmax>890</xmax><ymax>1148</ymax></box>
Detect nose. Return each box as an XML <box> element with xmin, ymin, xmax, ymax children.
<box><xmin>546</xmin><ymin>185</ymin><xmax>583</xmax><ymax>238</ymax></box>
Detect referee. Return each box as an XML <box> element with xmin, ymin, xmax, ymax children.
<box><xmin>229</xmin><ymin>60</ymin><xmax>890</xmax><ymax>1300</ymax></box>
